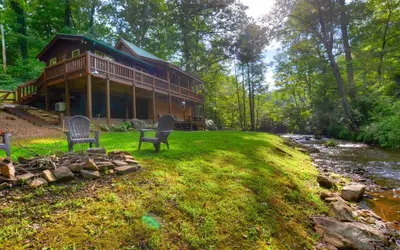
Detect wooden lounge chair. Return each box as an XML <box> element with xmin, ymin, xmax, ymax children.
<box><xmin>0</xmin><ymin>133</ymin><xmax>11</xmax><ymax>157</ymax></box>
<box><xmin>65</xmin><ymin>115</ymin><xmax>99</xmax><ymax>152</ymax></box>
<box><xmin>132</xmin><ymin>115</ymin><xmax>175</xmax><ymax>152</ymax></box>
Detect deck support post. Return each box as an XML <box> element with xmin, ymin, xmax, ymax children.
<box><xmin>65</xmin><ymin>80</ymin><xmax>70</xmax><ymax>116</ymax></box>
<box><xmin>87</xmin><ymin>74</ymin><xmax>92</xmax><ymax>119</ymax></box>
<box><xmin>167</xmin><ymin>70</ymin><xmax>172</xmax><ymax>114</ymax></box>
<box><xmin>45</xmin><ymin>84</ymin><xmax>49</xmax><ymax>111</ymax></box>
<box><xmin>132</xmin><ymin>85</ymin><xmax>136</xmax><ymax>119</ymax></box>
<box><xmin>153</xmin><ymin>78</ymin><xmax>156</xmax><ymax>122</ymax></box>
<box><xmin>106</xmin><ymin>79</ymin><xmax>111</xmax><ymax>126</ymax></box>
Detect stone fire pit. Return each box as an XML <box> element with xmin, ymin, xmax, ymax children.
<box><xmin>0</xmin><ymin>148</ymin><xmax>142</xmax><ymax>189</ymax></box>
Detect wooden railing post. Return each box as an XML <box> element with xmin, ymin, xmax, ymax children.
<box><xmin>106</xmin><ymin>60</ymin><xmax>111</xmax><ymax>126</ymax></box>
<box><xmin>153</xmin><ymin>77</ymin><xmax>156</xmax><ymax>122</ymax></box>
<box><xmin>86</xmin><ymin>52</ymin><xmax>90</xmax><ymax>74</ymax></box>
<box><xmin>167</xmin><ymin>69</ymin><xmax>172</xmax><ymax>114</ymax></box>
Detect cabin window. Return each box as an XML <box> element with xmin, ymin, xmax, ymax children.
<box><xmin>49</xmin><ymin>57</ymin><xmax>57</xmax><ymax>65</ymax></box>
<box><xmin>72</xmin><ymin>49</ymin><xmax>80</xmax><ymax>57</ymax></box>
<box><xmin>95</xmin><ymin>50</ymin><xmax>114</xmax><ymax>61</ymax></box>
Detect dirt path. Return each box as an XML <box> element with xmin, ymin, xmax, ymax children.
<box><xmin>0</xmin><ymin>111</ymin><xmax>61</xmax><ymax>139</ymax></box>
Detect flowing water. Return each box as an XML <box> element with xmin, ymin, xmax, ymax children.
<box><xmin>282</xmin><ymin>134</ymin><xmax>400</xmax><ymax>224</ymax></box>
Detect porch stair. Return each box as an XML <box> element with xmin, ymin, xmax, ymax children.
<box><xmin>16</xmin><ymin>73</ymin><xmax>45</xmax><ymax>105</ymax></box>
<box><xmin>3</xmin><ymin>106</ymin><xmax>60</xmax><ymax>127</ymax></box>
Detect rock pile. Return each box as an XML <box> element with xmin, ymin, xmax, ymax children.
<box><xmin>0</xmin><ymin>148</ymin><xmax>141</xmax><ymax>190</ymax></box>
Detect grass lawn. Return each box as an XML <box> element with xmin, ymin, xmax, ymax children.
<box><xmin>0</xmin><ymin>131</ymin><xmax>327</xmax><ymax>249</ymax></box>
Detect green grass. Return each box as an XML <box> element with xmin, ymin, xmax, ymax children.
<box><xmin>0</xmin><ymin>131</ymin><xmax>327</xmax><ymax>249</ymax></box>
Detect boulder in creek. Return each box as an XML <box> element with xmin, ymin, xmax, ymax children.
<box><xmin>317</xmin><ymin>175</ymin><xmax>335</xmax><ymax>189</ymax></box>
<box><xmin>331</xmin><ymin>200</ymin><xmax>354</xmax><ymax>222</ymax></box>
<box><xmin>312</xmin><ymin>216</ymin><xmax>389</xmax><ymax>250</ymax></box>
<box><xmin>341</xmin><ymin>183</ymin><xmax>366</xmax><ymax>202</ymax></box>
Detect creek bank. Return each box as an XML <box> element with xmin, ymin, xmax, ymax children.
<box><xmin>282</xmin><ymin>135</ymin><xmax>400</xmax><ymax>249</ymax></box>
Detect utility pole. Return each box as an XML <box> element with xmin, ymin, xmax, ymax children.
<box><xmin>1</xmin><ymin>0</ymin><xmax>6</xmax><ymax>73</ymax></box>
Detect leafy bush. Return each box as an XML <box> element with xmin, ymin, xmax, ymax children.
<box><xmin>358</xmin><ymin>99</ymin><xmax>400</xmax><ymax>149</ymax></box>
<box><xmin>110</xmin><ymin>122</ymin><xmax>134</xmax><ymax>132</ymax></box>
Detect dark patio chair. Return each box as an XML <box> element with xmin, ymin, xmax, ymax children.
<box><xmin>65</xmin><ymin>115</ymin><xmax>99</xmax><ymax>152</ymax></box>
<box><xmin>132</xmin><ymin>115</ymin><xmax>175</xmax><ymax>152</ymax></box>
<box><xmin>0</xmin><ymin>133</ymin><xmax>11</xmax><ymax>157</ymax></box>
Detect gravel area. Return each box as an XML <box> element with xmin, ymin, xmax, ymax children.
<box><xmin>0</xmin><ymin>111</ymin><xmax>61</xmax><ymax>139</ymax></box>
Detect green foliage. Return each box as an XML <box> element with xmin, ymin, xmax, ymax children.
<box><xmin>110</xmin><ymin>121</ymin><xmax>133</xmax><ymax>132</ymax></box>
<box><xmin>358</xmin><ymin>99</ymin><xmax>400</xmax><ymax>148</ymax></box>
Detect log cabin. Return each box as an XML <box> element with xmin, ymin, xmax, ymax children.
<box><xmin>16</xmin><ymin>34</ymin><xmax>205</xmax><ymax>130</ymax></box>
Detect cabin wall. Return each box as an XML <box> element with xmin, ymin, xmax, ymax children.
<box><xmin>148</xmin><ymin>98</ymin><xmax>192</xmax><ymax>121</ymax></box>
<box><xmin>42</xmin><ymin>40</ymin><xmax>90</xmax><ymax>66</ymax></box>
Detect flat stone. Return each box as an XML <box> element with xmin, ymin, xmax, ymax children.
<box><xmin>115</xmin><ymin>165</ymin><xmax>139</xmax><ymax>175</ymax></box>
<box><xmin>113</xmin><ymin>160</ymin><xmax>128</xmax><ymax>166</ymax></box>
<box><xmin>315</xmin><ymin>224</ymin><xmax>355</xmax><ymax>249</ymax></box>
<box><xmin>312</xmin><ymin>216</ymin><xmax>388</xmax><ymax>250</ymax></box>
<box><xmin>331</xmin><ymin>200</ymin><xmax>354</xmax><ymax>222</ymax></box>
<box><xmin>317</xmin><ymin>175</ymin><xmax>335</xmax><ymax>189</ymax></box>
<box><xmin>124</xmin><ymin>159</ymin><xmax>138</xmax><ymax>164</ymax></box>
<box><xmin>108</xmin><ymin>150</ymin><xmax>131</xmax><ymax>156</ymax></box>
<box><xmin>1</xmin><ymin>162</ymin><xmax>15</xmax><ymax>179</ymax></box>
<box><xmin>87</xmin><ymin>147</ymin><xmax>106</xmax><ymax>154</ymax></box>
<box><xmin>68</xmin><ymin>163</ymin><xmax>83</xmax><ymax>173</ymax></box>
<box><xmin>123</xmin><ymin>155</ymin><xmax>135</xmax><ymax>160</ymax></box>
<box><xmin>0</xmin><ymin>182</ymin><xmax>10</xmax><ymax>190</ymax></box>
<box><xmin>16</xmin><ymin>173</ymin><xmax>35</xmax><ymax>184</ymax></box>
<box><xmin>52</xmin><ymin>167</ymin><xmax>75</xmax><ymax>181</ymax></box>
<box><xmin>42</xmin><ymin>170</ymin><xmax>56</xmax><ymax>182</ymax></box>
<box><xmin>96</xmin><ymin>162</ymin><xmax>115</xmax><ymax>171</ymax></box>
<box><xmin>80</xmin><ymin>169</ymin><xmax>100</xmax><ymax>179</ymax></box>
<box><xmin>320</xmin><ymin>191</ymin><xmax>334</xmax><ymax>200</ymax></box>
<box><xmin>82</xmin><ymin>159</ymin><xmax>99</xmax><ymax>171</ymax></box>
<box><xmin>341</xmin><ymin>183</ymin><xmax>366</xmax><ymax>202</ymax></box>
<box><xmin>29</xmin><ymin>178</ymin><xmax>48</xmax><ymax>189</ymax></box>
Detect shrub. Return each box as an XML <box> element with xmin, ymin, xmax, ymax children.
<box><xmin>110</xmin><ymin>122</ymin><xmax>133</xmax><ymax>132</ymax></box>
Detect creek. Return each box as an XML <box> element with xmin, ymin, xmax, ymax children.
<box><xmin>282</xmin><ymin>134</ymin><xmax>400</xmax><ymax>224</ymax></box>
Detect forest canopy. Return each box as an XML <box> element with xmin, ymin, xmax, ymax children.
<box><xmin>1</xmin><ymin>0</ymin><xmax>400</xmax><ymax>148</ymax></box>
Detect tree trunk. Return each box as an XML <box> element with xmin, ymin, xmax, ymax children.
<box><xmin>10</xmin><ymin>0</ymin><xmax>27</xmax><ymax>60</ymax></box>
<box><xmin>65</xmin><ymin>0</ymin><xmax>72</xmax><ymax>28</ymax></box>
<box><xmin>89</xmin><ymin>2</ymin><xmax>96</xmax><ymax>33</ymax></box>
<box><xmin>317</xmin><ymin>7</ymin><xmax>358</xmax><ymax>132</ymax></box>
<box><xmin>247</xmin><ymin>64</ymin><xmax>254</xmax><ymax>131</ymax></box>
<box><xmin>234</xmin><ymin>62</ymin><xmax>243</xmax><ymax>129</ymax></box>
<box><xmin>377</xmin><ymin>5</ymin><xmax>394</xmax><ymax>81</ymax></box>
<box><xmin>241</xmin><ymin>65</ymin><xmax>247</xmax><ymax>130</ymax></box>
<box><xmin>339</xmin><ymin>0</ymin><xmax>355</xmax><ymax>98</ymax></box>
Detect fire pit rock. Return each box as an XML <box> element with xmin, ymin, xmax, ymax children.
<box><xmin>0</xmin><ymin>149</ymin><xmax>142</xmax><ymax>189</ymax></box>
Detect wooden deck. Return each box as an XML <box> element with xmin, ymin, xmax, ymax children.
<box><xmin>16</xmin><ymin>52</ymin><xmax>204</xmax><ymax>104</ymax></box>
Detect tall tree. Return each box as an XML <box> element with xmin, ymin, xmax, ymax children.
<box><xmin>10</xmin><ymin>0</ymin><xmax>28</xmax><ymax>60</ymax></box>
<box><xmin>339</xmin><ymin>0</ymin><xmax>355</xmax><ymax>98</ymax></box>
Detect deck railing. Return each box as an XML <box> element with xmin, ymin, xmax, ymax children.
<box><xmin>87</xmin><ymin>53</ymin><xmax>204</xmax><ymax>101</ymax></box>
<box><xmin>17</xmin><ymin>52</ymin><xmax>204</xmax><ymax>103</ymax></box>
